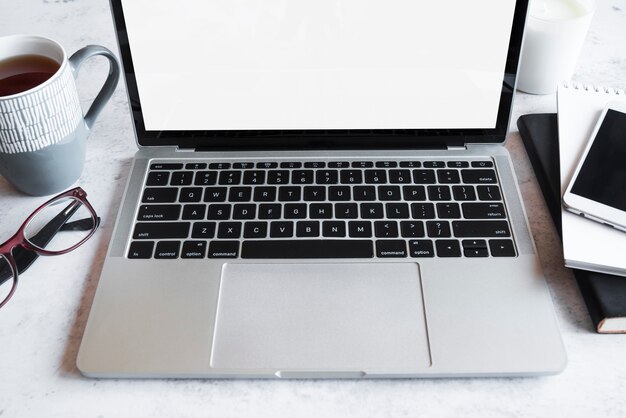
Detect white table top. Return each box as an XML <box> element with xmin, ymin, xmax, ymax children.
<box><xmin>1</xmin><ymin>1</ymin><xmax>626</xmax><ymax>417</ymax></box>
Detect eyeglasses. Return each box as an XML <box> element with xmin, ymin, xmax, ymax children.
<box><xmin>0</xmin><ymin>187</ymin><xmax>99</xmax><ymax>309</ymax></box>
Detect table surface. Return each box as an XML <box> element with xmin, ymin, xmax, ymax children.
<box><xmin>1</xmin><ymin>1</ymin><xmax>626</xmax><ymax>417</ymax></box>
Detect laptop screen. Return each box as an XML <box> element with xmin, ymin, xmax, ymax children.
<box><xmin>120</xmin><ymin>0</ymin><xmax>517</xmax><ymax>133</ymax></box>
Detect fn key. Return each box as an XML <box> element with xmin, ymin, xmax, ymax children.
<box><xmin>128</xmin><ymin>241</ymin><xmax>154</xmax><ymax>258</ymax></box>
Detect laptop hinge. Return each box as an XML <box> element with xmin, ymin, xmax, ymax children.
<box><xmin>447</xmin><ymin>145</ymin><xmax>467</xmax><ymax>151</ymax></box>
<box><xmin>175</xmin><ymin>147</ymin><xmax>196</xmax><ymax>152</ymax></box>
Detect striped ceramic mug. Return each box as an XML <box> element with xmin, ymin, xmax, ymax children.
<box><xmin>0</xmin><ymin>35</ymin><xmax>119</xmax><ymax>196</ymax></box>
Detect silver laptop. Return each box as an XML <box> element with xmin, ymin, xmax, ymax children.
<box><xmin>77</xmin><ymin>0</ymin><xmax>566</xmax><ymax>377</ymax></box>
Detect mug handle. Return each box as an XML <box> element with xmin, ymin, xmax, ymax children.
<box><xmin>68</xmin><ymin>45</ymin><xmax>121</xmax><ymax>130</ymax></box>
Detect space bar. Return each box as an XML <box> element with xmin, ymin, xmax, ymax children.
<box><xmin>241</xmin><ymin>240</ymin><xmax>374</xmax><ymax>258</ymax></box>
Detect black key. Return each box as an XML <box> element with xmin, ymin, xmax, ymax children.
<box><xmin>227</xmin><ymin>162</ymin><xmax>250</xmax><ymax>170</ymax></box>
<box><xmin>340</xmin><ymin>169</ymin><xmax>363</xmax><ymax>184</ymax></box>
<box><xmin>378</xmin><ymin>186</ymin><xmax>401</xmax><ymax>201</ymax></box>
<box><xmin>335</xmin><ymin>203</ymin><xmax>358</xmax><ymax>219</ymax></box>
<box><xmin>400</xmin><ymin>221</ymin><xmax>425</xmax><ymax>238</ymax></box>
<box><xmin>182</xmin><ymin>204</ymin><xmax>206</xmax><ymax>220</ymax></box>
<box><xmin>256</xmin><ymin>162</ymin><xmax>278</xmax><ymax>169</ymax></box>
<box><xmin>471</xmin><ymin>161</ymin><xmax>494</xmax><ymax>168</ymax></box>
<box><xmin>241</xmin><ymin>240</ymin><xmax>373</xmax><ymax>258</ymax></box>
<box><xmin>128</xmin><ymin>241</ymin><xmax>154</xmax><ymax>259</ymax></box>
<box><xmin>267</xmin><ymin>170</ymin><xmax>289</xmax><ymax>184</ymax></box>
<box><xmin>304</xmin><ymin>162</ymin><xmax>325</xmax><ymax>168</ymax></box>
<box><xmin>208</xmin><ymin>241</ymin><xmax>239</xmax><ymax>258</ymax></box>
<box><xmin>242</xmin><ymin>170</ymin><xmax>266</xmax><ymax>185</ymax></box>
<box><xmin>303</xmin><ymin>186</ymin><xmax>326</xmax><ymax>201</ymax></box>
<box><xmin>154</xmin><ymin>241</ymin><xmax>181</xmax><ymax>259</ymax></box>
<box><xmin>142</xmin><ymin>187</ymin><xmax>178</xmax><ymax>203</ymax></box>
<box><xmin>411</xmin><ymin>203</ymin><xmax>435</xmax><ymax>219</ymax></box>
<box><xmin>435</xmin><ymin>240</ymin><xmax>461</xmax><ymax>257</ymax></box>
<box><xmin>376</xmin><ymin>240</ymin><xmax>407</xmax><ymax>258</ymax></box>
<box><xmin>452</xmin><ymin>221</ymin><xmax>511</xmax><ymax>237</ymax></box>
<box><xmin>329</xmin><ymin>161</ymin><xmax>350</xmax><ymax>168</ymax></box>
<box><xmin>461</xmin><ymin>169</ymin><xmax>497</xmax><ymax>184</ymax></box>
<box><xmin>364</xmin><ymin>170</ymin><xmax>387</xmax><ymax>184</ymax></box>
<box><xmin>218</xmin><ymin>222</ymin><xmax>242</xmax><ymax>239</ymax></box>
<box><xmin>388</xmin><ymin>169</ymin><xmax>411</xmax><ymax>184</ymax></box>
<box><xmin>296</xmin><ymin>221</ymin><xmax>320</xmax><ymax>237</ymax></box>
<box><xmin>258</xmin><ymin>204</ymin><xmax>281</xmax><ymax>219</ymax></box>
<box><xmin>150</xmin><ymin>163</ymin><xmax>182</xmax><ymax>170</ymax></box>
<box><xmin>181</xmin><ymin>241</ymin><xmax>207</xmax><ymax>258</ymax></box>
<box><xmin>489</xmin><ymin>239</ymin><xmax>516</xmax><ymax>257</ymax></box>
<box><xmin>207</xmin><ymin>204</ymin><xmax>231</xmax><ymax>220</ymax></box>
<box><xmin>427</xmin><ymin>185</ymin><xmax>451</xmax><ymax>201</ymax></box>
<box><xmin>278</xmin><ymin>186</ymin><xmax>301</xmax><ymax>201</ymax></box>
<box><xmin>412</xmin><ymin>169</ymin><xmax>436</xmax><ymax>184</ymax></box>
<box><xmin>477</xmin><ymin>185</ymin><xmax>502</xmax><ymax>201</ymax></box>
<box><xmin>185</xmin><ymin>162</ymin><xmax>207</xmax><ymax>170</ymax></box>
<box><xmin>228</xmin><ymin>187</ymin><xmax>252</xmax><ymax>202</ymax></box>
<box><xmin>292</xmin><ymin>170</ymin><xmax>314</xmax><ymax>184</ymax></box>
<box><xmin>243</xmin><ymin>222</ymin><xmax>268</xmax><ymax>238</ymax></box>
<box><xmin>452</xmin><ymin>185</ymin><xmax>476</xmax><ymax>201</ymax></box>
<box><xmin>137</xmin><ymin>204</ymin><xmax>181</xmax><ymax>221</ymax></box>
<box><xmin>310</xmin><ymin>203</ymin><xmax>333</xmax><ymax>219</ymax></box>
<box><xmin>253</xmin><ymin>186</ymin><xmax>277</xmax><ymax>202</ymax></box>
<box><xmin>353</xmin><ymin>186</ymin><xmax>376</xmax><ymax>201</ymax></box>
<box><xmin>323</xmin><ymin>221</ymin><xmax>346</xmax><ymax>237</ymax></box>
<box><xmin>179</xmin><ymin>187</ymin><xmax>203</xmax><ymax>202</ymax></box>
<box><xmin>280</xmin><ymin>162</ymin><xmax>301</xmax><ymax>168</ymax></box>
<box><xmin>348</xmin><ymin>221</ymin><xmax>372</xmax><ymax>237</ymax></box>
<box><xmin>194</xmin><ymin>171</ymin><xmax>218</xmax><ymax>186</ymax></box>
<box><xmin>204</xmin><ymin>187</ymin><xmax>227</xmax><ymax>202</ymax></box>
<box><xmin>424</xmin><ymin>161</ymin><xmax>445</xmax><ymax>168</ymax></box>
<box><xmin>447</xmin><ymin>161</ymin><xmax>469</xmax><ymax>168</ymax></box>
<box><xmin>218</xmin><ymin>170</ymin><xmax>242</xmax><ymax>185</ymax></box>
<box><xmin>328</xmin><ymin>186</ymin><xmax>351</xmax><ymax>201</ymax></box>
<box><xmin>403</xmin><ymin>186</ymin><xmax>426</xmax><ymax>201</ymax></box>
<box><xmin>400</xmin><ymin>161</ymin><xmax>421</xmax><ymax>168</ymax></box>
<box><xmin>437</xmin><ymin>169</ymin><xmax>460</xmax><ymax>184</ymax></box>
<box><xmin>191</xmin><ymin>222</ymin><xmax>216</xmax><ymax>239</ymax></box>
<box><xmin>462</xmin><ymin>203</ymin><xmax>506</xmax><ymax>219</ymax></box>
<box><xmin>464</xmin><ymin>247</ymin><xmax>489</xmax><ymax>257</ymax></box>
<box><xmin>284</xmin><ymin>203</ymin><xmax>307</xmax><ymax>219</ymax></box>
<box><xmin>375</xmin><ymin>161</ymin><xmax>397</xmax><ymax>168</ymax></box>
<box><xmin>146</xmin><ymin>171</ymin><xmax>170</xmax><ymax>186</ymax></box>
<box><xmin>462</xmin><ymin>239</ymin><xmax>488</xmax><ymax>249</ymax></box>
<box><xmin>409</xmin><ymin>240</ymin><xmax>434</xmax><ymax>257</ymax></box>
<box><xmin>352</xmin><ymin>161</ymin><xmax>373</xmax><ymax>168</ymax></box>
<box><xmin>386</xmin><ymin>203</ymin><xmax>409</xmax><ymax>219</ymax></box>
<box><xmin>436</xmin><ymin>203</ymin><xmax>461</xmax><ymax>219</ymax></box>
<box><xmin>170</xmin><ymin>171</ymin><xmax>193</xmax><ymax>185</ymax></box>
<box><xmin>133</xmin><ymin>222</ymin><xmax>190</xmax><ymax>239</ymax></box>
<box><xmin>270</xmin><ymin>221</ymin><xmax>294</xmax><ymax>237</ymax></box>
<box><xmin>232</xmin><ymin>204</ymin><xmax>256</xmax><ymax>219</ymax></box>
<box><xmin>316</xmin><ymin>170</ymin><xmax>338</xmax><ymax>185</ymax></box>
<box><xmin>374</xmin><ymin>221</ymin><xmax>398</xmax><ymax>238</ymax></box>
<box><xmin>209</xmin><ymin>162</ymin><xmax>231</xmax><ymax>170</ymax></box>
<box><xmin>360</xmin><ymin>203</ymin><xmax>384</xmax><ymax>219</ymax></box>
<box><xmin>426</xmin><ymin>221</ymin><xmax>451</xmax><ymax>237</ymax></box>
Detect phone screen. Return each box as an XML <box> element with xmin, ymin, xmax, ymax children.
<box><xmin>570</xmin><ymin>109</ymin><xmax>626</xmax><ymax>211</ymax></box>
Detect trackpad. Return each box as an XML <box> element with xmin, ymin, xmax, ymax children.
<box><xmin>210</xmin><ymin>263</ymin><xmax>431</xmax><ymax>371</ymax></box>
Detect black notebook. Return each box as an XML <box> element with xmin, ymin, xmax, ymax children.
<box><xmin>518</xmin><ymin>113</ymin><xmax>626</xmax><ymax>334</ymax></box>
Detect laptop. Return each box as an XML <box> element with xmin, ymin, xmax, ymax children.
<box><xmin>77</xmin><ymin>0</ymin><xmax>567</xmax><ymax>378</ymax></box>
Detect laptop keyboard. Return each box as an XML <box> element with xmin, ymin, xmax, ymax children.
<box><xmin>127</xmin><ymin>159</ymin><xmax>516</xmax><ymax>259</ymax></box>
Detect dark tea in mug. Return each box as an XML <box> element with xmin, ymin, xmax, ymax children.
<box><xmin>0</xmin><ymin>54</ymin><xmax>60</xmax><ymax>97</ymax></box>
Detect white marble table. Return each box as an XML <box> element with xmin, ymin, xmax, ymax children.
<box><xmin>1</xmin><ymin>1</ymin><xmax>625</xmax><ymax>417</ymax></box>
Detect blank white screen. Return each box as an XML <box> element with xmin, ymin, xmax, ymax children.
<box><xmin>122</xmin><ymin>0</ymin><xmax>516</xmax><ymax>131</ymax></box>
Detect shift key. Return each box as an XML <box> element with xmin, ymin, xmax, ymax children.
<box><xmin>133</xmin><ymin>222</ymin><xmax>190</xmax><ymax>239</ymax></box>
<box><xmin>452</xmin><ymin>221</ymin><xmax>510</xmax><ymax>237</ymax></box>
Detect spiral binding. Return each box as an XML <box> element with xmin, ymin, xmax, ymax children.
<box><xmin>561</xmin><ymin>81</ymin><xmax>625</xmax><ymax>95</ymax></box>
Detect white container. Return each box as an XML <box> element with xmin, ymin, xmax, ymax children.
<box><xmin>517</xmin><ymin>0</ymin><xmax>596</xmax><ymax>95</ymax></box>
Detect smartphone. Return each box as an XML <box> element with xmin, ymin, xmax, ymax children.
<box><xmin>563</xmin><ymin>101</ymin><xmax>626</xmax><ymax>232</ymax></box>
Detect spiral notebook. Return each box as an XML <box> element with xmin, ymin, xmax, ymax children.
<box><xmin>557</xmin><ymin>82</ymin><xmax>626</xmax><ymax>277</ymax></box>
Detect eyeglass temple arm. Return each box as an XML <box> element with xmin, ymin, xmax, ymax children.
<box><xmin>0</xmin><ymin>202</ymin><xmax>99</xmax><ymax>285</ymax></box>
